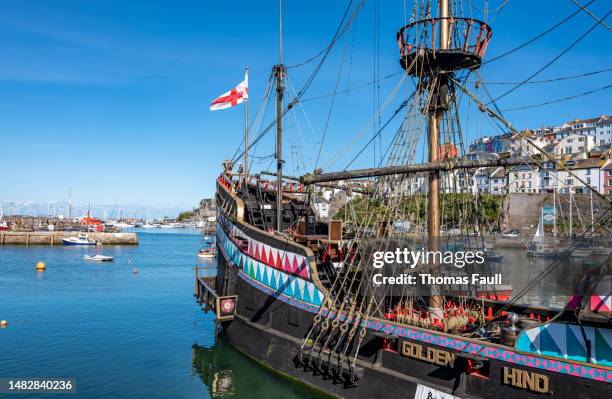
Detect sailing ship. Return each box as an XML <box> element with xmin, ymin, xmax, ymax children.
<box><xmin>195</xmin><ymin>2</ymin><xmax>612</xmax><ymax>398</ymax></box>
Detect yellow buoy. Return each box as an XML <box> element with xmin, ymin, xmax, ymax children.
<box><xmin>133</xmin><ymin>268</ymin><xmax>139</xmax><ymax>274</ymax></box>
<box><xmin>0</xmin><ymin>320</ymin><xmax>7</xmax><ymax>327</ymax></box>
<box><xmin>36</xmin><ymin>261</ymin><xmax>46</xmax><ymax>271</ymax></box>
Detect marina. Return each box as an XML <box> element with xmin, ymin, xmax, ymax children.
<box><xmin>0</xmin><ymin>229</ymin><xmax>323</xmax><ymax>398</ymax></box>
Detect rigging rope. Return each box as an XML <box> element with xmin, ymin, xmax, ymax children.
<box><xmin>501</xmin><ymin>82</ymin><xmax>612</xmax><ymax>111</ymax></box>
<box><xmin>488</xmin><ymin>10</ymin><xmax>611</xmax><ymax>104</ymax></box>
<box><xmin>483</xmin><ymin>0</ymin><xmax>595</xmax><ymax>65</ymax></box>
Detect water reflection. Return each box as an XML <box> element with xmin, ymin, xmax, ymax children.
<box><xmin>192</xmin><ymin>341</ymin><xmax>325</xmax><ymax>399</ymax></box>
<box><xmin>485</xmin><ymin>247</ymin><xmax>606</xmax><ymax>308</ymax></box>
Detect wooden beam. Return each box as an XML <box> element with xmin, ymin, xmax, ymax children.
<box><xmin>299</xmin><ymin>157</ymin><xmax>539</xmax><ymax>184</ymax></box>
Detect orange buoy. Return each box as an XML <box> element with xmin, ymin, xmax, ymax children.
<box><xmin>35</xmin><ymin>261</ymin><xmax>46</xmax><ymax>271</ymax></box>
<box><xmin>0</xmin><ymin>320</ymin><xmax>7</xmax><ymax>327</ymax></box>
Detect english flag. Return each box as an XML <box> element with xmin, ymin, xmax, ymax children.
<box><xmin>209</xmin><ymin>72</ymin><xmax>248</xmax><ymax>111</ymax></box>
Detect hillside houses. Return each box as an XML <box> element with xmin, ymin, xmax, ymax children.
<box><xmin>418</xmin><ymin>115</ymin><xmax>612</xmax><ymax>196</ymax></box>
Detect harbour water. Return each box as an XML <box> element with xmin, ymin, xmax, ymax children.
<box><xmin>0</xmin><ymin>230</ymin><xmax>323</xmax><ymax>399</ymax></box>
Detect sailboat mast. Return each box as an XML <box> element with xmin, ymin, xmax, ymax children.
<box><xmin>590</xmin><ymin>188</ymin><xmax>594</xmax><ymax>244</ymax></box>
<box><xmin>275</xmin><ymin>0</ymin><xmax>286</xmax><ymax>232</ymax></box>
<box><xmin>553</xmin><ymin>181</ymin><xmax>557</xmax><ymax>237</ymax></box>
<box><xmin>68</xmin><ymin>187</ymin><xmax>72</xmax><ymax>220</ymax></box>
<box><xmin>428</xmin><ymin>0</ymin><xmax>449</xmax><ymax>314</ymax></box>
<box><xmin>569</xmin><ymin>191</ymin><xmax>573</xmax><ymax>238</ymax></box>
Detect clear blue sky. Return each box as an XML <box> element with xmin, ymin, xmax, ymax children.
<box><xmin>1</xmin><ymin>0</ymin><xmax>609</xmax><ymax>209</ymax></box>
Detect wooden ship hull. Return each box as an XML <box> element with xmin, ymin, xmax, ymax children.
<box><xmin>193</xmin><ymin>177</ymin><xmax>611</xmax><ymax>399</ymax></box>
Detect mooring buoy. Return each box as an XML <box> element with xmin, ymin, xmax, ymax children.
<box><xmin>0</xmin><ymin>320</ymin><xmax>7</xmax><ymax>327</ymax></box>
<box><xmin>36</xmin><ymin>261</ymin><xmax>46</xmax><ymax>271</ymax></box>
<box><xmin>133</xmin><ymin>268</ymin><xmax>139</xmax><ymax>274</ymax></box>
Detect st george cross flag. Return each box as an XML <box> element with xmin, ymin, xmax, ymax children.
<box><xmin>209</xmin><ymin>72</ymin><xmax>248</xmax><ymax>111</ymax></box>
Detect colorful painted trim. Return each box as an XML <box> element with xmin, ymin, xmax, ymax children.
<box><xmin>591</xmin><ymin>275</ymin><xmax>612</xmax><ymax>312</ymax></box>
<box><xmin>239</xmin><ymin>270</ymin><xmax>321</xmax><ymax>314</ymax></box>
<box><xmin>217</xmin><ymin>222</ymin><xmax>324</xmax><ymax>307</ymax></box>
<box><xmin>364</xmin><ymin>320</ymin><xmax>611</xmax><ymax>383</ymax></box>
<box><xmin>516</xmin><ymin>323</ymin><xmax>612</xmax><ymax>367</ymax></box>
<box><xmin>217</xmin><ymin>213</ymin><xmax>310</xmax><ymax>279</ymax></box>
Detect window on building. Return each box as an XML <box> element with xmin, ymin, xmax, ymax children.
<box><xmin>566</xmin><ymin>179</ymin><xmax>573</xmax><ymax>185</ymax></box>
<box><xmin>587</xmin><ymin>177</ymin><xmax>591</xmax><ymax>184</ymax></box>
<box><xmin>586</xmin><ymin>169</ymin><xmax>590</xmax><ymax>175</ymax></box>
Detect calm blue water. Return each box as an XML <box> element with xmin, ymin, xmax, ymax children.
<box><xmin>0</xmin><ymin>230</ymin><xmax>321</xmax><ymax>398</ymax></box>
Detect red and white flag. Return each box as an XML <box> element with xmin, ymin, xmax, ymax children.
<box><xmin>209</xmin><ymin>72</ymin><xmax>248</xmax><ymax>111</ymax></box>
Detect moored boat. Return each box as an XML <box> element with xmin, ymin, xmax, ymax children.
<box><xmin>62</xmin><ymin>233</ymin><xmax>97</xmax><ymax>246</ymax></box>
<box><xmin>83</xmin><ymin>254</ymin><xmax>114</xmax><ymax>262</ymax></box>
<box><xmin>198</xmin><ymin>246</ymin><xmax>217</xmax><ymax>259</ymax></box>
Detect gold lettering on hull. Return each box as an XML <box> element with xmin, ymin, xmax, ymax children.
<box><xmin>503</xmin><ymin>367</ymin><xmax>550</xmax><ymax>394</ymax></box>
<box><xmin>401</xmin><ymin>341</ymin><xmax>455</xmax><ymax>368</ymax></box>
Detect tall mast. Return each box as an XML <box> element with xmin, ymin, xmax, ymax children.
<box><xmin>590</xmin><ymin>187</ymin><xmax>594</xmax><ymax>244</ymax></box>
<box><xmin>244</xmin><ymin>65</ymin><xmax>249</xmax><ymax>184</ymax></box>
<box><xmin>569</xmin><ymin>190</ymin><xmax>573</xmax><ymax>238</ymax></box>
<box><xmin>68</xmin><ymin>187</ymin><xmax>72</xmax><ymax>220</ymax></box>
<box><xmin>553</xmin><ymin>180</ymin><xmax>557</xmax><ymax>237</ymax></box>
<box><xmin>274</xmin><ymin>0</ymin><xmax>286</xmax><ymax>232</ymax></box>
<box><xmin>428</xmin><ymin>0</ymin><xmax>450</xmax><ymax>315</ymax></box>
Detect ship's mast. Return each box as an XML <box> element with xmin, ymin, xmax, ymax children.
<box><xmin>244</xmin><ymin>65</ymin><xmax>249</xmax><ymax>185</ymax></box>
<box><xmin>274</xmin><ymin>0</ymin><xmax>286</xmax><ymax>232</ymax></box>
<box><xmin>428</xmin><ymin>0</ymin><xmax>449</xmax><ymax>315</ymax></box>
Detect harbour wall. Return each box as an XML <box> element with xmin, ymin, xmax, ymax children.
<box><xmin>0</xmin><ymin>231</ymin><xmax>138</xmax><ymax>245</ymax></box>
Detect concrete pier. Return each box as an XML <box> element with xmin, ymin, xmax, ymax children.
<box><xmin>0</xmin><ymin>231</ymin><xmax>138</xmax><ymax>245</ymax></box>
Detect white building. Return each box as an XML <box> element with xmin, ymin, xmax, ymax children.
<box><xmin>556</xmin><ymin>158</ymin><xmax>605</xmax><ymax>194</ymax></box>
<box><xmin>489</xmin><ymin>167</ymin><xmax>507</xmax><ymax>194</ymax></box>
<box><xmin>555</xmin><ymin>134</ymin><xmax>595</xmax><ymax>157</ymax></box>
<box><xmin>510</xmin><ymin>133</ymin><xmax>549</xmax><ymax>157</ymax></box>
<box><xmin>508</xmin><ymin>166</ymin><xmax>540</xmax><ymax>193</ymax></box>
<box><xmin>558</xmin><ymin>115</ymin><xmax>612</xmax><ymax>146</ymax></box>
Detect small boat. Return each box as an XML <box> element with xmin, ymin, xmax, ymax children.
<box><xmin>62</xmin><ymin>233</ymin><xmax>97</xmax><ymax>246</ymax></box>
<box><xmin>0</xmin><ymin>211</ymin><xmax>8</xmax><ymax>231</ymax></box>
<box><xmin>83</xmin><ymin>254</ymin><xmax>114</xmax><ymax>262</ymax></box>
<box><xmin>198</xmin><ymin>246</ymin><xmax>217</xmax><ymax>259</ymax></box>
<box><xmin>484</xmin><ymin>249</ymin><xmax>504</xmax><ymax>262</ymax></box>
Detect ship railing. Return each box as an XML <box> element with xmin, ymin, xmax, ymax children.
<box><xmin>194</xmin><ymin>265</ymin><xmax>237</xmax><ymax>322</ymax></box>
<box><xmin>398</xmin><ymin>17</ymin><xmax>492</xmax><ymax>57</ymax></box>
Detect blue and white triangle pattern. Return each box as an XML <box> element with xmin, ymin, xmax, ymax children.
<box><xmin>516</xmin><ymin>322</ymin><xmax>612</xmax><ymax>367</ymax></box>
<box><xmin>217</xmin><ymin>223</ymin><xmax>323</xmax><ymax>307</ymax></box>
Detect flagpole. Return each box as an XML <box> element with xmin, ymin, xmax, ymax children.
<box><xmin>244</xmin><ymin>65</ymin><xmax>249</xmax><ymax>185</ymax></box>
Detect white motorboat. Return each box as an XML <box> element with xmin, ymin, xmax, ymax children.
<box><xmin>84</xmin><ymin>254</ymin><xmax>114</xmax><ymax>262</ymax></box>
<box><xmin>62</xmin><ymin>233</ymin><xmax>97</xmax><ymax>246</ymax></box>
<box><xmin>198</xmin><ymin>246</ymin><xmax>217</xmax><ymax>259</ymax></box>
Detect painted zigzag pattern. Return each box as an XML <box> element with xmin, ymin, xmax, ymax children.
<box><xmin>516</xmin><ymin>323</ymin><xmax>612</xmax><ymax>367</ymax></box>
<box><xmin>217</xmin><ymin>223</ymin><xmax>323</xmax><ymax>307</ymax></box>
<box><xmin>218</xmin><ymin>214</ymin><xmax>310</xmax><ymax>279</ymax></box>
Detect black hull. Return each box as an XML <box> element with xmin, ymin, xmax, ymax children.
<box><xmin>210</xmin><ymin>179</ymin><xmax>610</xmax><ymax>399</ymax></box>
<box><xmin>216</xmin><ymin>254</ymin><xmax>609</xmax><ymax>399</ymax></box>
